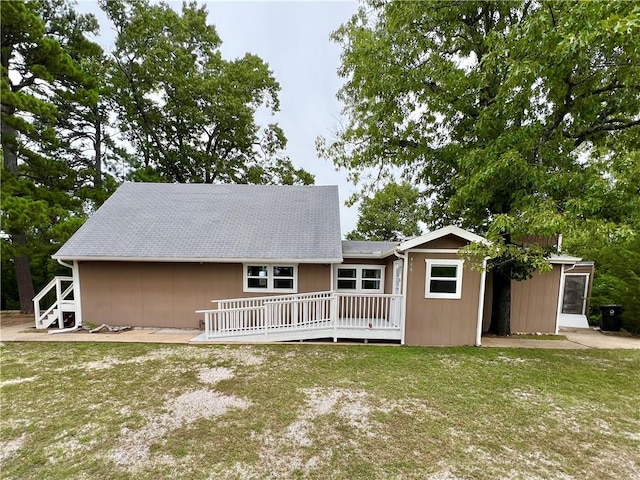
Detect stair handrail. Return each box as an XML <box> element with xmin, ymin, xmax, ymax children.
<box><xmin>33</xmin><ymin>276</ymin><xmax>74</xmax><ymax>329</ymax></box>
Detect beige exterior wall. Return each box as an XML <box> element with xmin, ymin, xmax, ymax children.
<box><xmin>510</xmin><ymin>265</ymin><xmax>562</xmax><ymax>333</ymax></box>
<box><xmin>482</xmin><ymin>265</ymin><xmax>562</xmax><ymax>334</ymax></box>
<box><xmin>79</xmin><ymin>262</ymin><xmax>331</xmax><ymax>329</ymax></box>
<box><xmin>384</xmin><ymin>257</ymin><xmax>395</xmax><ymax>294</ymax></box>
<box><xmin>420</xmin><ymin>234</ymin><xmax>469</xmax><ymax>249</ymax></box>
<box><xmin>404</xmin><ymin>251</ymin><xmax>481</xmax><ymax>346</ymax></box>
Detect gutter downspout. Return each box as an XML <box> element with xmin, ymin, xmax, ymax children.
<box><xmin>475</xmin><ymin>257</ymin><xmax>489</xmax><ymax>347</ymax></box>
<box><xmin>57</xmin><ymin>259</ymin><xmax>73</xmax><ymax>269</ymax></box>
<box><xmin>395</xmin><ymin>249</ymin><xmax>409</xmax><ymax>345</ymax></box>
<box><xmin>72</xmin><ymin>261</ymin><xmax>82</xmax><ymax>327</ymax></box>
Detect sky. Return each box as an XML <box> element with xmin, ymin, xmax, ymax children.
<box><xmin>75</xmin><ymin>0</ymin><xmax>361</xmax><ymax>235</ymax></box>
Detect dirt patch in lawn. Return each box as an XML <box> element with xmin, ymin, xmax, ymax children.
<box><xmin>110</xmin><ymin>365</ymin><xmax>250</xmax><ymax>472</ymax></box>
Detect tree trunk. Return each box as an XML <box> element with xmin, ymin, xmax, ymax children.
<box><xmin>489</xmin><ymin>267</ymin><xmax>511</xmax><ymax>336</ymax></box>
<box><xmin>13</xmin><ymin>234</ymin><xmax>36</xmax><ymax>314</ymax></box>
<box><xmin>3</xmin><ymin>104</ymin><xmax>36</xmax><ymax>314</ymax></box>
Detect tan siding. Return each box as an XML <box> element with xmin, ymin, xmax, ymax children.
<box><xmin>411</xmin><ymin>234</ymin><xmax>468</xmax><ymax>250</ymax></box>
<box><xmin>384</xmin><ymin>257</ymin><xmax>395</xmax><ymax>294</ymax></box>
<box><xmin>79</xmin><ymin>261</ymin><xmax>332</xmax><ymax>329</ymax></box>
<box><xmin>141</xmin><ymin>264</ymin><xmax>173</xmax><ymax>327</ymax></box>
<box><xmin>510</xmin><ymin>266</ymin><xmax>561</xmax><ymax>333</ymax></box>
<box><xmin>298</xmin><ymin>264</ymin><xmax>332</xmax><ymax>292</ymax></box>
<box><xmin>404</xmin><ymin>252</ymin><xmax>480</xmax><ymax>346</ymax></box>
<box><xmin>513</xmin><ymin>234</ymin><xmax>560</xmax><ymax>249</ymax></box>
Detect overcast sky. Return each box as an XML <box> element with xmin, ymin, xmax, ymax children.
<box><xmin>76</xmin><ymin>0</ymin><xmax>361</xmax><ymax>235</ymax></box>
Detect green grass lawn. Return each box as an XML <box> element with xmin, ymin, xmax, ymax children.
<box><xmin>1</xmin><ymin>343</ymin><xmax>639</xmax><ymax>479</ymax></box>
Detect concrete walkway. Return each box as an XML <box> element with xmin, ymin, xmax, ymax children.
<box><xmin>0</xmin><ymin>319</ymin><xmax>196</xmax><ymax>344</ymax></box>
<box><xmin>1</xmin><ymin>316</ymin><xmax>639</xmax><ymax>349</ymax></box>
<box><xmin>482</xmin><ymin>327</ymin><xmax>640</xmax><ymax>350</ymax></box>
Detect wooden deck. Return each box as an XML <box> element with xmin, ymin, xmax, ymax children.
<box><xmin>195</xmin><ymin>291</ymin><xmax>403</xmax><ymax>343</ymax></box>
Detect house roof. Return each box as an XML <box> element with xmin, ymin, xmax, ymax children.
<box><xmin>54</xmin><ymin>183</ymin><xmax>343</xmax><ymax>263</ymax></box>
<box><xmin>341</xmin><ymin>240</ymin><xmax>399</xmax><ymax>258</ymax></box>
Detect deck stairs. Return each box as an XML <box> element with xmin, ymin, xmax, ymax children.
<box><xmin>33</xmin><ymin>276</ymin><xmax>76</xmax><ymax>329</ymax></box>
<box><xmin>195</xmin><ymin>291</ymin><xmax>403</xmax><ymax>343</ymax></box>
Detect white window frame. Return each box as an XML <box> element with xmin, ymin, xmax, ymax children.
<box><xmin>425</xmin><ymin>259</ymin><xmax>463</xmax><ymax>299</ymax></box>
<box><xmin>243</xmin><ymin>264</ymin><xmax>298</xmax><ymax>293</ymax></box>
<box><xmin>334</xmin><ymin>264</ymin><xmax>385</xmax><ymax>293</ymax></box>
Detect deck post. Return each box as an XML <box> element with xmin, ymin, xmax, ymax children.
<box><xmin>332</xmin><ymin>293</ymin><xmax>338</xmax><ymax>342</ymax></box>
<box><xmin>33</xmin><ymin>298</ymin><xmax>41</xmax><ymax>328</ymax></box>
<box><xmin>55</xmin><ymin>277</ymin><xmax>63</xmax><ymax>328</ymax></box>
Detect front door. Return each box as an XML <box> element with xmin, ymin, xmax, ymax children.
<box><xmin>562</xmin><ymin>274</ymin><xmax>589</xmax><ymax>315</ymax></box>
<box><xmin>390</xmin><ymin>260</ymin><xmax>403</xmax><ymax>326</ymax></box>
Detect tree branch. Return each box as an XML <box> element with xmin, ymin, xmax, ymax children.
<box><xmin>571</xmin><ymin>118</ymin><xmax>640</xmax><ymax>146</ymax></box>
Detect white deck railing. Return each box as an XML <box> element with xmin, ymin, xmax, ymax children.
<box><xmin>197</xmin><ymin>291</ymin><xmax>403</xmax><ymax>341</ymax></box>
<box><xmin>33</xmin><ymin>276</ymin><xmax>76</xmax><ymax>329</ymax></box>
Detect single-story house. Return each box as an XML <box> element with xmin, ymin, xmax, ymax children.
<box><xmin>34</xmin><ymin>183</ymin><xmax>593</xmax><ymax>346</ymax></box>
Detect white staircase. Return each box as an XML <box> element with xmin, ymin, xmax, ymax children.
<box><xmin>33</xmin><ymin>277</ymin><xmax>76</xmax><ymax>329</ymax></box>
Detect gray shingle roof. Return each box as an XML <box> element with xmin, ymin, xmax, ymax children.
<box><xmin>55</xmin><ymin>183</ymin><xmax>343</xmax><ymax>262</ymax></box>
<box><xmin>341</xmin><ymin>240</ymin><xmax>398</xmax><ymax>257</ymax></box>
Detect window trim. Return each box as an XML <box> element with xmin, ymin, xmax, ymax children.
<box><xmin>334</xmin><ymin>264</ymin><xmax>386</xmax><ymax>293</ymax></box>
<box><xmin>425</xmin><ymin>259</ymin><xmax>463</xmax><ymax>299</ymax></box>
<box><xmin>243</xmin><ymin>264</ymin><xmax>298</xmax><ymax>293</ymax></box>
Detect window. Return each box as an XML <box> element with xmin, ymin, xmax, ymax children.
<box><xmin>244</xmin><ymin>264</ymin><xmax>297</xmax><ymax>293</ymax></box>
<box><xmin>335</xmin><ymin>265</ymin><xmax>385</xmax><ymax>293</ymax></box>
<box><xmin>425</xmin><ymin>259</ymin><xmax>463</xmax><ymax>299</ymax></box>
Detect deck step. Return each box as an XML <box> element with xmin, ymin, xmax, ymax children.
<box><xmin>38</xmin><ymin>309</ymin><xmax>60</xmax><ymax>329</ymax></box>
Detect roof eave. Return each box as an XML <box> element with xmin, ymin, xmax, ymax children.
<box><xmin>53</xmin><ymin>255</ymin><xmax>344</xmax><ymax>264</ymax></box>
<box><xmin>342</xmin><ymin>247</ymin><xmax>397</xmax><ymax>259</ymax></box>
<box><xmin>549</xmin><ymin>255</ymin><xmax>583</xmax><ymax>264</ymax></box>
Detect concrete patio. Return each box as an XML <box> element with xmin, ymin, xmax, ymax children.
<box><xmin>1</xmin><ymin>314</ymin><xmax>639</xmax><ymax>349</ymax></box>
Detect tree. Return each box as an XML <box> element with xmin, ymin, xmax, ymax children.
<box><xmin>563</xmin><ymin>129</ymin><xmax>640</xmax><ymax>332</ymax></box>
<box><xmin>346</xmin><ymin>182</ymin><xmax>423</xmax><ymax>241</ymax></box>
<box><xmin>320</xmin><ymin>1</ymin><xmax>640</xmax><ymax>335</ymax></box>
<box><xmin>1</xmin><ymin>0</ymin><xmax>101</xmax><ymax>312</ymax></box>
<box><xmin>50</xmin><ymin>54</ymin><xmax>121</xmax><ymax>209</ymax></box>
<box><xmin>102</xmin><ymin>0</ymin><xmax>313</xmax><ymax>185</ymax></box>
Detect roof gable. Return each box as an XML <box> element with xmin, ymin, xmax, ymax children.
<box><xmin>398</xmin><ymin>226</ymin><xmax>489</xmax><ymax>251</ymax></box>
<box><xmin>54</xmin><ymin>183</ymin><xmax>343</xmax><ymax>262</ymax></box>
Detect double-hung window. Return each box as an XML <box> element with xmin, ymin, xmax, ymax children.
<box><xmin>425</xmin><ymin>259</ymin><xmax>463</xmax><ymax>299</ymax></box>
<box><xmin>335</xmin><ymin>265</ymin><xmax>385</xmax><ymax>293</ymax></box>
<box><xmin>244</xmin><ymin>265</ymin><xmax>297</xmax><ymax>293</ymax></box>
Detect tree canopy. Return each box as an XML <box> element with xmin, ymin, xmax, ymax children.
<box><xmin>103</xmin><ymin>0</ymin><xmax>313</xmax><ymax>185</ymax></box>
<box><xmin>1</xmin><ymin>0</ymin><xmax>102</xmax><ymax>312</ymax></box>
<box><xmin>1</xmin><ymin>0</ymin><xmax>313</xmax><ymax>312</ymax></box>
<box><xmin>321</xmin><ymin>0</ymin><xmax>640</xmax><ymax>334</ymax></box>
<box><xmin>346</xmin><ymin>182</ymin><xmax>423</xmax><ymax>241</ymax></box>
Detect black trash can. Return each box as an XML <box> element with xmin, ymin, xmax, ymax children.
<box><xmin>600</xmin><ymin>305</ymin><xmax>624</xmax><ymax>332</ymax></box>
